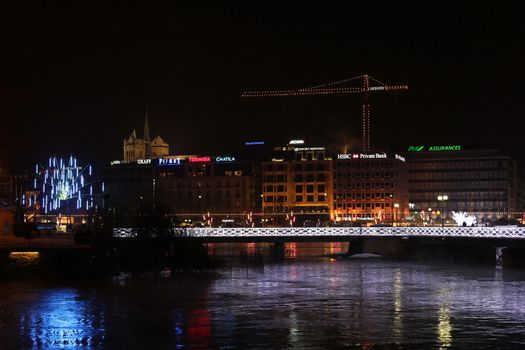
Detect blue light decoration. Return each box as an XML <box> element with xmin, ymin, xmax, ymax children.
<box><xmin>33</xmin><ymin>155</ymin><xmax>104</xmax><ymax>214</ymax></box>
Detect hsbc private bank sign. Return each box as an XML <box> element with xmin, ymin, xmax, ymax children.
<box><xmin>337</xmin><ymin>153</ymin><xmax>388</xmax><ymax>160</ymax></box>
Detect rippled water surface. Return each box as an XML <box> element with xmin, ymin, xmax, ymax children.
<box><xmin>1</xmin><ymin>259</ymin><xmax>525</xmax><ymax>349</ymax></box>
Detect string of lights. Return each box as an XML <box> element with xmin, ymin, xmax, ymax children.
<box><xmin>30</xmin><ymin>155</ymin><xmax>104</xmax><ymax>214</ymax></box>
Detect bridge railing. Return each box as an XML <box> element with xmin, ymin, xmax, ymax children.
<box><xmin>112</xmin><ymin>226</ymin><xmax>525</xmax><ymax>239</ymax></box>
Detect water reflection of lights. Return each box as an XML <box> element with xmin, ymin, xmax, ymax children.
<box><xmin>187</xmin><ymin>308</ymin><xmax>212</xmax><ymax>348</ymax></box>
<box><xmin>285</xmin><ymin>243</ymin><xmax>297</xmax><ymax>258</ymax></box>
<box><xmin>288</xmin><ymin>307</ymin><xmax>300</xmax><ymax>347</ymax></box>
<box><xmin>247</xmin><ymin>242</ymin><xmax>256</xmax><ymax>255</ymax></box>
<box><xmin>392</xmin><ymin>268</ymin><xmax>403</xmax><ymax>342</ymax></box>
<box><xmin>19</xmin><ymin>289</ymin><xmax>105</xmax><ymax>349</ymax></box>
<box><xmin>437</xmin><ymin>289</ymin><xmax>452</xmax><ymax>349</ymax></box>
<box><xmin>325</xmin><ymin>242</ymin><xmax>341</xmax><ymax>255</ymax></box>
<box><xmin>9</xmin><ymin>252</ymin><xmax>40</xmax><ymax>259</ymax></box>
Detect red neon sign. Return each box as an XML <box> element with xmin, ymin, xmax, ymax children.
<box><xmin>189</xmin><ymin>156</ymin><xmax>211</xmax><ymax>163</ymax></box>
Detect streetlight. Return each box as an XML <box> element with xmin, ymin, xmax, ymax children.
<box><xmin>393</xmin><ymin>203</ymin><xmax>400</xmax><ymax>226</ymax></box>
<box><xmin>437</xmin><ymin>195</ymin><xmax>448</xmax><ymax>227</ymax></box>
<box><xmin>428</xmin><ymin>207</ymin><xmax>432</xmax><ymax>226</ymax></box>
<box><xmin>389</xmin><ymin>193</ymin><xmax>394</xmax><ymax>225</ymax></box>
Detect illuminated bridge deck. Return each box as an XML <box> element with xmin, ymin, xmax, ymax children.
<box><xmin>113</xmin><ymin>226</ymin><xmax>525</xmax><ymax>243</ymax></box>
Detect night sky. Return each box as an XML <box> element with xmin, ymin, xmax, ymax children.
<box><xmin>1</xmin><ymin>3</ymin><xmax>524</xmax><ymax>171</ymax></box>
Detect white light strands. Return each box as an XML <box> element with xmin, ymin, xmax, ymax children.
<box><xmin>451</xmin><ymin>211</ymin><xmax>477</xmax><ymax>227</ymax></box>
<box><xmin>33</xmin><ymin>155</ymin><xmax>102</xmax><ymax>214</ymax></box>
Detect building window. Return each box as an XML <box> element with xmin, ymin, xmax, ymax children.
<box><xmin>307</xmin><ymin>195</ymin><xmax>314</xmax><ymax>202</ymax></box>
<box><xmin>296</xmin><ymin>195</ymin><xmax>303</xmax><ymax>202</ymax></box>
<box><xmin>295</xmin><ymin>185</ymin><xmax>303</xmax><ymax>193</ymax></box>
<box><xmin>317</xmin><ymin>184</ymin><xmax>325</xmax><ymax>193</ymax></box>
<box><xmin>306</xmin><ymin>185</ymin><xmax>314</xmax><ymax>193</ymax></box>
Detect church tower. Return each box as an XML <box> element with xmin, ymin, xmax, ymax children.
<box><xmin>122</xmin><ymin>106</ymin><xmax>170</xmax><ymax>161</ymax></box>
<box><xmin>144</xmin><ymin>105</ymin><xmax>152</xmax><ymax>158</ymax></box>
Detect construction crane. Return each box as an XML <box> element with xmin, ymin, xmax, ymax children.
<box><xmin>241</xmin><ymin>74</ymin><xmax>408</xmax><ymax>152</ymax></box>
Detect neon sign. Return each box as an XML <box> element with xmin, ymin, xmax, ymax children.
<box><xmin>395</xmin><ymin>154</ymin><xmax>406</xmax><ymax>162</ymax></box>
<box><xmin>215</xmin><ymin>156</ymin><xmax>236</xmax><ymax>162</ymax></box>
<box><xmin>189</xmin><ymin>156</ymin><xmax>211</xmax><ymax>163</ymax></box>
<box><xmin>408</xmin><ymin>145</ymin><xmax>462</xmax><ymax>152</ymax></box>
<box><xmin>294</xmin><ymin>147</ymin><xmax>325</xmax><ymax>151</ymax></box>
<box><xmin>245</xmin><ymin>141</ymin><xmax>265</xmax><ymax>145</ymax></box>
<box><xmin>110</xmin><ymin>160</ymin><xmax>130</xmax><ymax>165</ymax></box>
<box><xmin>158</xmin><ymin>158</ymin><xmax>182</xmax><ymax>166</ymax></box>
<box><xmin>137</xmin><ymin>159</ymin><xmax>151</xmax><ymax>164</ymax></box>
<box><xmin>289</xmin><ymin>139</ymin><xmax>305</xmax><ymax>145</ymax></box>
<box><xmin>337</xmin><ymin>154</ymin><xmax>353</xmax><ymax>160</ymax></box>
<box><xmin>337</xmin><ymin>153</ymin><xmax>387</xmax><ymax>159</ymax></box>
<box><xmin>429</xmin><ymin>145</ymin><xmax>461</xmax><ymax>151</ymax></box>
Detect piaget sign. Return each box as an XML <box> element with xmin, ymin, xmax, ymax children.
<box><xmin>408</xmin><ymin>145</ymin><xmax>462</xmax><ymax>152</ymax></box>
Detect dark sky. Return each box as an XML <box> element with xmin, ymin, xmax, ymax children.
<box><xmin>1</xmin><ymin>3</ymin><xmax>524</xmax><ymax>171</ymax></box>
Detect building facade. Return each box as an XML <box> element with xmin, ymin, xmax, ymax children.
<box><xmin>407</xmin><ymin>146</ymin><xmax>519</xmax><ymax>222</ymax></box>
<box><xmin>100</xmin><ymin>160</ymin><xmax>157</xmax><ymax>215</ymax></box>
<box><xmin>101</xmin><ymin>155</ymin><xmax>261</xmax><ymax>225</ymax></box>
<box><xmin>156</xmin><ymin>156</ymin><xmax>261</xmax><ymax>216</ymax></box>
<box><xmin>333</xmin><ymin>152</ymin><xmax>409</xmax><ymax>223</ymax></box>
<box><xmin>261</xmin><ymin>145</ymin><xmax>333</xmax><ymax>224</ymax></box>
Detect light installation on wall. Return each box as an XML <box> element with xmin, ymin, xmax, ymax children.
<box><xmin>33</xmin><ymin>156</ymin><xmax>103</xmax><ymax>214</ymax></box>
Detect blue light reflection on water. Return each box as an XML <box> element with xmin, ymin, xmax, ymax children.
<box><xmin>16</xmin><ymin>288</ymin><xmax>105</xmax><ymax>349</ymax></box>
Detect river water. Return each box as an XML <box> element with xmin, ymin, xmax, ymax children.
<box><xmin>1</xmin><ymin>256</ymin><xmax>525</xmax><ymax>349</ymax></box>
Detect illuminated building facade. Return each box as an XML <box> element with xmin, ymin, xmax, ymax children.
<box><xmin>123</xmin><ymin>113</ymin><xmax>169</xmax><ymax>161</ymax></box>
<box><xmin>102</xmin><ymin>156</ymin><xmax>261</xmax><ymax>217</ymax></box>
<box><xmin>407</xmin><ymin>146</ymin><xmax>519</xmax><ymax>221</ymax></box>
<box><xmin>156</xmin><ymin>156</ymin><xmax>261</xmax><ymax>215</ymax></box>
<box><xmin>333</xmin><ymin>152</ymin><xmax>409</xmax><ymax>223</ymax></box>
<box><xmin>261</xmin><ymin>142</ymin><xmax>333</xmax><ymax>223</ymax></box>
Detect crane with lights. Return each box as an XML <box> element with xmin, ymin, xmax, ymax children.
<box><xmin>241</xmin><ymin>74</ymin><xmax>408</xmax><ymax>152</ymax></box>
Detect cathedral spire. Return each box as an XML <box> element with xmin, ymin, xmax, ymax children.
<box><xmin>144</xmin><ymin>105</ymin><xmax>151</xmax><ymax>142</ymax></box>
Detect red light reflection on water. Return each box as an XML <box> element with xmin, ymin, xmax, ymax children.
<box><xmin>247</xmin><ymin>243</ymin><xmax>256</xmax><ymax>255</ymax></box>
<box><xmin>187</xmin><ymin>308</ymin><xmax>212</xmax><ymax>348</ymax></box>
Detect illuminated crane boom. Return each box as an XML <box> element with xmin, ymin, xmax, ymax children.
<box><xmin>242</xmin><ymin>74</ymin><xmax>408</xmax><ymax>152</ymax></box>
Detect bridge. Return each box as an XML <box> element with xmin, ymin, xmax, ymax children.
<box><xmin>113</xmin><ymin>226</ymin><xmax>525</xmax><ymax>241</ymax></box>
<box><xmin>113</xmin><ymin>226</ymin><xmax>525</xmax><ymax>266</ymax></box>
